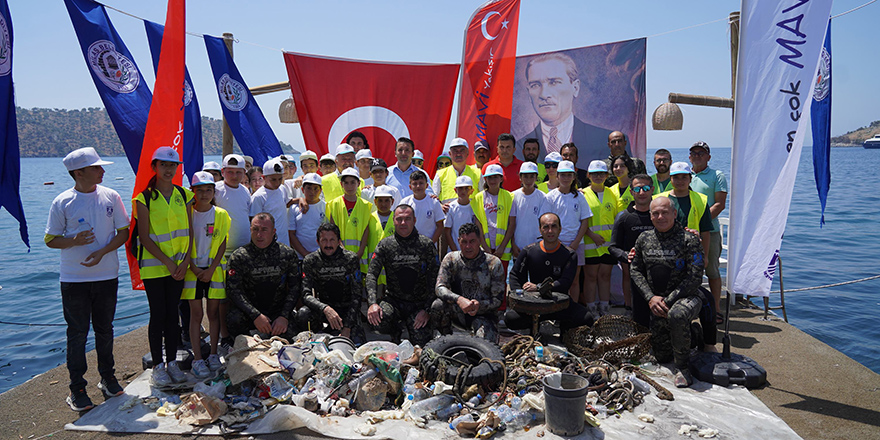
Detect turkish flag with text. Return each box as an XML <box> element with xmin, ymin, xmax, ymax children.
<box><xmin>456</xmin><ymin>0</ymin><xmax>520</xmax><ymax>158</ymax></box>
<box><xmin>283</xmin><ymin>52</ymin><xmax>459</xmax><ymax>176</ymax></box>
<box><xmin>126</xmin><ymin>0</ymin><xmax>185</xmax><ymax>290</ymax></box>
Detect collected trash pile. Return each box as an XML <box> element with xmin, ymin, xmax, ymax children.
<box><xmin>122</xmin><ymin>315</ymin><xmax>689</xmax><ymax>438</ymax></box>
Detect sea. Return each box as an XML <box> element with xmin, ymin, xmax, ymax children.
<box><xmin>1</xmin><ymin>148</ymin><xmax>878</xmax><ymax>394</ymax></box>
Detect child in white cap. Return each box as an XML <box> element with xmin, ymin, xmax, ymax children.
<box><xmin>511</xmin><ymin>161</ymin><xmax>548</xmax><ymax>257</ymax></box>
<box><xmin>289</xmin><ymin>173</ymin><xmax>326</xmax><ymax>259</ymax></box>
<box><xmin>582</xmin><ymin>160</ymin><xmax>622</xmax><ymax>319</ymax></box>
<box><xmin>443</xmin><ymin>175</ymin><xmax>478</xmax><ymax>252</ymax></box>
<box><xmin>250</xmin><ymin>157</ymin><xmax>292</xmax><ymax>246</ymax></box>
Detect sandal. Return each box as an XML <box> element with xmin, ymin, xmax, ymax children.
<box><xmin>715</xmin><ymin>313</ymin><xmax>725</xmax><ymax>325</ymax></box>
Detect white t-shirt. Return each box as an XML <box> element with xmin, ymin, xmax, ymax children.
<box><xmin>512</xmin><ymin>188</ymin><xmax>548</xmax><ymax>249</ymax></box>
<box><xmin>45</xmin><ymin>185</ymin><xmax>129</xmax><ymax>282</ymax></box>
<box><xmin>399</xmin><ymin>194</ymin><xmax>446</xmax><ymax>239</ymax></box>
<box><xmin>290</xmin><ymin>200</ymin><xmax>326</xmax><ymax>258</ymax></box>
<box><xmin>445</xmin><ymin>200</ymin><xmax>476</xmax><ymax>249</ymax></box>
<box><xmin>481</xmin><ymin>192</ymin><xmax>517</xmax><ymax>248</ymax></box>
<box><xmin>361</xmin><ymin>184</ymin><xmax>401</xmax><ymax>212</ymax></box>
<box><xmin>192</xmin><ymin>207</ymin><xmax>216</xmax><ymax>267</ymax></box>
<box><xmin>544</xmin><ymin>189</ymin><xmax>592</xmax><ymax>245</ymax></box>
<box><xmin>250</xmin><ymin>185</ymin><xmax>291</xmax><ymax>246</ymax></box>
<box><xmin>284</xmin><ymin>179</ymin><xmax>304</xmax><ymax>200</ymax></box>
<box><xmin>214</xmin><ymin>181</ymin><xmax>251</xmax><ymax>254</ymax></box>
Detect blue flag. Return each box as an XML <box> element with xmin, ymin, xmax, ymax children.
<box><xmin>144</xmin><ymin>20</ymin><xmax>203</xmax><ymax>183</ymax></box>
<box><xmin>810</xmin><ymin>20</ymin><xmax>831</xmax><ymax>227</ymax></box>
<box><xmin>0</xmin><ymin>0</ymin><xmax>28</xmax><ymax>249</ymax></box>
<box><xmin>64</xmin><ymin>0</ymin><xmax>152</xmax><ymax>173</ymax></box>
<box><xmin>204</xmin><ymin>35</ymin><xmax>282</xmax><ymax>163</ymax></box>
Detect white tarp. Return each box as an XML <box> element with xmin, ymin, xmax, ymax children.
<box><xmin>727</xmin><ymin>0</ymin><xmax>833</xmax><ymax>297</ymax></box>
<box><xmin>66</xmin><ymin>367</ymin><xmax>801</xmax><ymax>439</ymax></box>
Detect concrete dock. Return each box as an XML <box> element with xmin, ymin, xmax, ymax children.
<box><xmin>1</xmin><ymin>300</ymin><xmax>878</xmax><ymax>440</ymax></box>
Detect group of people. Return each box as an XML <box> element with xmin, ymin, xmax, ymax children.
<box><xmin>47</xmin><ymin>129</ymin><xmax>727</xmax><ymax>411</ymax></box>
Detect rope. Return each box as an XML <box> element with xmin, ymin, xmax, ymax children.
<box><xmin>771</xmin><ymin>273</ymin><xmax>880</xmax><ymax>293</ymax></box>
<box><xmin>831</xmin><ymin>0</ymin><xmax>877</xmax><ymax>18</ymax></box>
<box><xmin>0</xmin><ymin>311</ymin><xmax>150</xmax><ymax>327</ymax></box>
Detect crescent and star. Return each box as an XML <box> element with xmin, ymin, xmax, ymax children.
<box><xmin>480</xmin><ymin>11</ymin><xmax>509</xmax><ymax>41</ymax></box>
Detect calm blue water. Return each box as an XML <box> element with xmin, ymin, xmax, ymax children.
<box><xmin>1</xmin><ymin>149</ymin><xmax>878</xmax><ymax>393</ymax></box>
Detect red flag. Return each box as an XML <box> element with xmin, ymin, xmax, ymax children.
<box><xmin>456</xmin><ymin>0</ymin><xmax>520</xmax><ymax>159</ymax></box>
<box><xmin>126</xmin><ymin>0</ymin><xmax>186</xmax><ymax>289</ymax></box>
<box><xmin>283</xmin><ymin>53</ymin><xmax>459</xmax><ymax>176</ymax></box>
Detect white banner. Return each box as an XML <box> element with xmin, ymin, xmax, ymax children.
<box><xmin>727</xmin><ymin>0</ymin><xmax>833</xmax><ymax>297</ymax></box>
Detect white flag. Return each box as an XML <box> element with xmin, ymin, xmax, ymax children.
<box><xmin>727</xmin><ymin>0</ymin><xmax>833</xmax><ymax>297</ymax></box>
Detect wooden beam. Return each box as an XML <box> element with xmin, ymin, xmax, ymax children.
<box><xmin>668</xmin><ymin>93</ymin><xmax>734</xmax><ymax>109</ymax></box>
<box><xmin>250</xmin><ymin>81</ymin><xmax>290</xmax><ymax>96</ymax></box>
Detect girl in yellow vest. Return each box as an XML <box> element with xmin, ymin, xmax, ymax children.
<box><xmin>473</xmin><ymin>164</ymin><xmax>515</xmax><ymax>271</ymax></box>
<box><xmin>610</xmin><ymin>155</ymin><xmax>635</xmax><ymax>210</ymax></box>
<box><xmin>326</xmin><ymin>168</ymin><xmax>372</xmax><ymax>273</ymax></box>
<box><xmin>582</xmin><ymin>160</ymin><xmax>621</xmax><ymax>318</ymax></box>
<box><xmin>367</xmin><ymin>185</ymin><xmax>397</xmax><ymax>298</ymax></box>
<box><xmin>183</xmin><ymin>172</ymin><xmax>229</xmax><ymax>378</ymax></box>
<box><xmin>134</xmin><ymin>147</ymin><xmax>193</xmax><ymax>386</ymax></box>
<box><xmin>538</xmin><ymin>152</ymin><xmax>563</xmax><ymax>193</ymax></box>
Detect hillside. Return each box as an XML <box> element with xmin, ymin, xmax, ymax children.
<box><xmin>831</xmin><ymin>119</ymin><xmax>880</xmax><ymax>146</ymax></box>
<box><xmin>14</xmin><ymin>107</ymin><xmax>296</xmax><ymax>157</ymax></box>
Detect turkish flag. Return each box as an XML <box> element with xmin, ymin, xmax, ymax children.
<box><xmin>456</xmin><ymin>0</ymin><xmax>520</xmax><ymax>159</ymax></box>
<box><xmin>126</xmin><ymin>0</ymin><xmax>185</xmax><ymax>290</ymax></box>
<box><xmin>283</xmin><ymin>52</ymin><xmax>459</xmax><ymax>176</ymax></box>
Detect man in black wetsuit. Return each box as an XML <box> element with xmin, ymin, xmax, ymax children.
<box><xmin>630</xmin><ymin>197</ymin><xmax>704</xmax><ymax>387</ymax></box>
<box><xmin>504</xmin><ymin>213</ymin><xmax>594</xmax><ymax>333</ymax></box>
<box><xmin>226</xmin><ymin>213</ymin><xmax>302</xmax><ymax>340</ymax></box>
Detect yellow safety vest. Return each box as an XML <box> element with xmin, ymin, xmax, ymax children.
<box><xmin>326</xmin><ymin>195</ymin><xmax>373</xmax><ymax>272</ymax></box>
<box><xmin>435</xmin><ymin>164</ymin><xmax>481</xmax><ymax>203</ymax></box>
<box><xmin>322</xmin><ymin>172</ymin><xmax>363</xmax><ymax>203</ymax></box>
<box><xmin>656</xmin><ymin>190</ymin><xmax>708</xmax><ymax>230</ymax></box>
<box><xmin>651</xmin><ymin>174</ymin><xmax>673</xmax><ymax>195</ymax></box>
<box><xmin>473</xmin><ymin>189</ymin><xmax>513</xmax><ymax>261</ymax></box>
<box><xmin>183</xmin><ymin>207</ymin><xmax>230</xmax><ymax>299</ymax></box>
<box><xmin>367</xmin><ymin>212</ymin><xmax>396</xmax><ymax>285</ymax></box>
<box><xmin>611</xmin><ymin>182</ymin><xmax>634</xmax><ymax>211</ymax></box>
<box><xmin>582</xmin><ymin>186</ymin><xmax>620</xmax><ymax>258</ymax></box>
<box><xmin>134</xmin><ymin>186</ymin><xmax>193</xmax><ymax>279</ymax></box>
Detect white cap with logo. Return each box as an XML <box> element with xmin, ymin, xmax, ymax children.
<box><xmin>320</xmin><ymin>153</ymin><xmax>336</xmax><ymax>163</ymax></box>
<box><xmin>484</xmin><ymin>164</ymin><xmax>504</xmax><ymax>177</ymax></box>
<box><xmin>557</xmin><ymin>160</ymin><xmax>576</xmax><ymax>173</ymax></box>
<box><xmin>151</xmin><ymin>146</ymin><xmax>182</xmax><ymax>164</ymax></box>
<box><xmin>335</xmin><ymin>143</ymin><xmax>355</xmax><ymax>156</ymax></box>
<box><xmin>374</xmin><ymin>185</ymin><xmax>395</xmax><ymax>199</ymax></box>
<box><xmin>63</xmin><ymin>147</ymin><xmax>113</xmax><ymax>171</ymax></box>
<box><xmin>669</xmin><ymin>161</ymin><xmax>693</xmax><ymax>176</ymax></box>
<box><xmin>449</xmin><ymin>137</ymin><xmax>468</xmax><ymax>149</ymax></box>
<box><xmin>299</xmin><ymin>150</ymin><xmax>318</xmax><ymax>163</ymax></box>
<box><xmin>519</xmin><ymin>162</ymin><xmax>539</xmax><ymax>174</ymax></box>
<box><xmin>202</xmin><ymin>161</ymin><xmax>221</xmax><ymax>171</ymax></box>
<box><xmin>413</xmin><ymin>150</ymin><xmax>424</xmax><ymax>160</ymax></box>
<box><xmin>191</xmin><ymin>171</ymin><xmax>216</xmax><ymax>186</ymax></box>
<box><xmin>242</xmin><ymin>155</ymin><xmax>254</xmax><ymax>166</ymax></box>
<box><xmin>356</xmin><ymin>149</ymin><xmax>374</xmax><ymax>161</ymax></box>
<box><xmin>302</xmin><ymin>173</ymin><xmax>323</xmax><ymax>186</ymax></box>
<box><xmin>588</xmin><ymin>160</ymin><xmax>608</xmax><ymax>173</ymax></box>
<box><xmin>455</xmin><ymin>175</ymin><xmax>474</xmax><ymax>188</ymax></box>
<box><xmin>339</xmin><ymin>167</ymin><xmax>360</xmax><ymax>179</ymax></box>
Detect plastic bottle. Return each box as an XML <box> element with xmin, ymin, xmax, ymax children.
<box><xmin>435</xmin><ymin>402</ymin><xmax>463</xmax><ymax>420</ymax></box>
<box><xmin>466</xmin><ymin>394</ymin><xmax>482</xmax><ymax>407</ymax></box>
<box><xmin>492</xmin><ymin>404</ymin><xmax>513</xmax><ymax>422</ymax></box>
<box><xmin>343</xmin><ymin>368</ymin><xmax>378</xmax><ymax>395</ymax></box>
<box><xmin>450</xmin><ymin>412</ymin><xmax>477</xmax><ymax>430</ymax></box>
<box><xmin>534</xmin><ymin>346</ymin><xmax>544</xmax><ymax>362</ymax></box>
<box><xmin>411</xmin><ymin>387</ymin><xmax>430</xmax><ymax>402</ymax></box>
<box><xmin>398</xmin><ymin>340</ymin><xmax>415</xmax><ymax>361</ymax></box>
<box><xmin>402</xmin><ymin>368</ymin><xmax>419</xmax><ymax>394</ymax></box>
<box><xmin>509</xmin><ymin>396</ymin><xmax>524</xmax><ymax>410</ymax></box>
<box><xmin>505</xmin><ymin>410</ymin><xmax>535</xmax><ymax>431</ymax></box>
<box><xmin>407</xmin><ymin>394</ymin><xmax>457</xmax><ymax>419</ymax></box>
<box><xmin>516</xmin><ymin>376</ymin><xmax>528</xmax><ymax>388</ymax></box>
<box><xmin>76</xmin><ymin>218</ymin><xmax>99</xmax><ymax>251</ymax></box>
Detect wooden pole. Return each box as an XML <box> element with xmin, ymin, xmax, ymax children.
<box><xmin>729</xmin><ymin>12</ymin><xmax>740</xmax><ymax>99</ymax></box>
<box><xmin>668</xmin><ymin>93</ymin><xmax>734</xmax><ymax>109</ymax></box>
<box><xmin>221</xmin><ymin>32</ymin><xmax>234</xmax><ymax>157</ymax></box>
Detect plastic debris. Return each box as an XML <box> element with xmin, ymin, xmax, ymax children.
<box><xmin>176</xmin><ymin>392</ymin><xmax>228</xmax><ymax>426</ymax></box>
<box><xmin>638</xmin><ymin>413</ymin><xmax>655</xmax><ymax>423</ymax></box>
<box><xmin>355</xmin><ymin>423</ymin><xmax>377</xmax><ymax>436</ymax></box>
<box><xmin>193</xmin><ymin>380</ymin><xmax>227</xmax><ymax>400</ymax></box>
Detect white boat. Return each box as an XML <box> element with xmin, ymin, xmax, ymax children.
<box><xmin>863</xmin><ymin>134</ymin><xmax>880</xmax><ymax>149</ymax></box>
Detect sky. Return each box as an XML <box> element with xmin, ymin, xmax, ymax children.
<box><xmin>7</xmin><ymin>0</ymin><xmax>878</xmax><ymax>153</ymax></box>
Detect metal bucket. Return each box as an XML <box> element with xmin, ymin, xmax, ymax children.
<box><xmin>542</xmin><ymin>372</ymin><xmax>589</xmax><ymax>436</ymax></box>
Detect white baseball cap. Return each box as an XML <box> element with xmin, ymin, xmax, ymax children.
<box><xmin>202</xmin><ymin>161</ymin><xmax>221</xmax><ymax>171</ymax></box>
<box><xmin>151</xmin><ymin>146</ymin><xmax>182</xmax><ymax>164</ymax></box>
<box><xmin>302</xmin><ymin>173</ymin><xmax>323</xmax><ymax>186</ymax></box>
<box><xmin>374</xmin><ymin>185</ymin><xmax>395</xmax><ymax>199</ymax></box>
<box><xmin>483</xmin><ymin>164</ymin><xmax>504</xmax><ymax>177</ymax></box>
<box><xmin>519</xmin><ymin>162</ymin><xmax>539</xmax><ymax>174</ymax></box>
<box><xmin>413</xmin><ymin>150</ymin><xmax>424</xmax><ymax>160</ymax></box>
<box><xmin>336</xmin><ymin>143</ymin><xmax>355</xmax><ymax>156</ymax></box>
<box><xmin>669</xmin><ymin>161</ymin><xmax>693</xmax><ymax>176</ymax></box>
<box><xmin>242</xmin><ymin>155</ymin><xmax>254</xmax><ymax>166</ymax></box>
<box><xmin>356</xmin><ymin>149</ymin><xmax>374</xmax><ymax>161</ymax></box>
<box><xmin>588</xmin><ymin>160</ymin><xmax>608</xmax><ymax>173</ymax></box>
<box><xmin>299</xmin><ymin>150</ymin><xmax>318</xmax><ymax>163</ymax></box>
<box><xmin>263</xmin><ymin>157</ymin><xmax>285</xmax><ymax>176</ymax></box>
<box><xmin>320</xmin><ymin>153</ymin><xmax>336</xmax><ymax>163</ymax></box>
<box><xmin>454</xmin><ymin>175</ymin><xmax>474</xmax><ymax>188</ymax></box>
<box><xmin>340</xmin><ymin>167</ymin><xmax>360</xmax><ymax>180</ymax></box>
<box><xmin>222</xmin><ymin>154</ymin><xmax>246</xmax><ymax>169</ymax></box>
<box><xmin>191</xmin><ymin>171</ymin><xmax>215</xmax><ymax>186</ymax></box>
<box><xmin>544</xmin><ymin>152</ymin><xmax>563</xmax><ymax>164</ymax></box>
<box><xmin>557</xmin><ymin>160</ymin><xmax>576</xmax><ymax>173</ymax></box>
<box><xmin>449</xmin><ymin>137</ymin><xmax>468</xmax><ymax>149</ymax></box>
<box><xmin>62</xmin><ymin>147</ymin><xmax>113</xmax><ymax>171</ymax></box>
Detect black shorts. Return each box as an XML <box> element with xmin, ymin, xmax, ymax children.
<box><xmin>584</xmin><ymin>253</ymin><xmax>617</xmax><ymax>265</ymax></box>
<box><xmin>191</xmin><ymin>279</ymin><xmax>210</xmax><ymax>300</ymax></box>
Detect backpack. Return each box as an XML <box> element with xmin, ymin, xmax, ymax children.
<box><xmin>128</xmin><ymin>185</ymin><xmax>187</xmax><ymax>262</ymax></box>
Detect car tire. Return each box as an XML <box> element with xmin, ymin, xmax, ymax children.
<box><xmin>420</xmin><ymin>334</ymin><xmax>506</xmax><ymax>389</ymax></box>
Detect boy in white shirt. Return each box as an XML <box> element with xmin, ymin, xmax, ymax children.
<box><xmin>399</xmin><ymin>170</ymin><xmax>445</xmax><ymax>244</ymax></box>
<box><xmin>250</xmin><ymin>157</ymin><xmax>292</xmax><ymax>246</ymax></box>
<box><xmin>285</xmin><ymin>150</ymin><xmax>319</xmax><ymax>200</ymax></box>
<box><xmin>46</xmin><ymin>148</ymin><xmax>129</xmax><ymax>411</ymax></box>
<box><xmin>444</xmin><ymin>176</ymin><xmax>478</xmax><ymax>251</ymax></box>
<box><xmin>361</xmin><ymin>158</ymin><xmax>400</xmax><ymax>211</ymax></box>
<box><xmin>214</xmin><ymin>154</ymin><xmax>251</xmax><ymax>256</ymax></box>
<box><xmin>289</xmin><ymin>173</ymin><xmax>327</xmax><ymax>259</ymax></box>
<box><xmin>511</xmin><ymin>162</ymin><xmax>548</xmax><ymax>258</ymax></box>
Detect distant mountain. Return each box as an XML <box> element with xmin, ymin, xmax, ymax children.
<box><xmin>831</xmin><ymin>120</ymin><xmax>880</xmax><ymax>147</ymax></box>
<box><xmin>14</xmin><ymin>107</ymin><xmax>296</xmax><ymax>157</ymax></box>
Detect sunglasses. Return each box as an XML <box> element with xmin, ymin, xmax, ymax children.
<box><xmin>631</xmin><ymin>185</ymin><xmax>653</xmax><ymax>193</ymax></box>
<box><xmin>437</xmin><ymin>161</ymin><xmax>452</xmax><ymax>167</ymax></box>
<box><xmin>545</xmin><ymin>162</ymin><xmax>559</xmax><ymax>168</ymax></box>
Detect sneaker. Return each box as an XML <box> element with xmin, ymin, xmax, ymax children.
<box><xmin>207</xmin><ymin>354</ymin><xmax>223</xmax><ymax>371</ymax></box>
<box><xmin>97</xmin><ymin>377</ymin><xmax>124</xmax><ymax>398</ymax></box>
<box><xmin>151</xmin><ymin>363</ymin><xmax>172</xmax><ymax>387</ymax></box>
<box><xmin>191</xmin><ymin>359</ymin><xmax>211</xmax><ymax>379</ymax></box>
<box><xmin>587</xmin><ymin>303</ymin><xmax>601</xmax><ymax>321</ymax></box>
<box><xmin>66</xmin><ymin>389</ymin><xmax>94</xmax><ymax>412</ymax></box>
<box><xmin>674</xmin><ymin>369</ymin><xmax>694</xmax><ymax>388</ymax></box>
<box><xmin>598</xmin><ymin>303</ymin><xmax>611</xmax><ymax>317</ymax></box>
<box><xmin>167</xmin><ymin>361</ymin><xmax>187</xmax><ymax>383</ymax></box>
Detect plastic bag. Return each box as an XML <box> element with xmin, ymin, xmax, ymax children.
<box><xmin>353</xmin><ymin>341</ymin><xmax>399</xmax><ymax>363</ymax></box>
<box><xmin>278</xmin><ymin>343</ymin><xmax>316</xmax><ymax>381</ymax></box>
<box><xmin>193</xmin><ymin>380</ymin><xmax>227</xmax><ymax>400</ymax></box>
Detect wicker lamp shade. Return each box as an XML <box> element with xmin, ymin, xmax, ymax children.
<box><xmin>652</xmin><ymin>102</ymin><xmax>683</xmax><ymax>131</ymax></box>
<box><xmin>279</xmin><ymin>97</ymin><xmax>299</xmax><ymax>124</ymax></box>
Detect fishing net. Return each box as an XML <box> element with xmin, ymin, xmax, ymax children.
<box><xmin>562</xmin><ymin>315</ymin><xmax>651</xmax><ymax>364</ymax></box>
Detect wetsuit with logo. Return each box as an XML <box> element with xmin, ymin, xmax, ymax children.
<box><xmin>431</xmin><ymin>250</ymin><xmax>505</xmax><ymax>343</ymax></box>
<box><xmin>297</xmin><ymin>246</ymin><xmax>365</xmax><ymax>344</ymax></box>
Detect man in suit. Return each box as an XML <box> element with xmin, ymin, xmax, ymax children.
<box><xmin>517</xmin><ymin>52</ymin><xmax>613</xmax><ymax>171</ymax></box>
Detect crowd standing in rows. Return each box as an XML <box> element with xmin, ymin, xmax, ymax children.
<box><xmin>47</xmin><ymin>131</ymin><xmax>728</xmax><ymax>410</ymax></box>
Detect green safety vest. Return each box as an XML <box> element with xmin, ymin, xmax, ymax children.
<box><xmin>651</xmin><ymin>174</ymin><xmax>673</xmax><ymax>195</ymax></box>
<box><xmin>656</xmin><ymin>190</ymin><xmax>708</xmax><ymax>230</ymax></box>
<box><xmin>134</xmin><ymin>187</ymin><xmax>193</xmax><ymax>280</ymax></box>
<box><xmin>582</xmin><ymin>186</ymin><xmax>620</xmax><ymax>257</ymax></box>
<box><xmin>183</xmin><ymin>207</ymin><xmax>230</xmax><ymax>299</ymax></box>
<box><xmin>367</xmin><ymin>212</ymin><xmax>396</xmax><ymax>285</ymax></box>
<box><xmin>322</xmin><ymin>172</ymin><xmax>363</xmax><ymax>202</ymax></box>
<box><xmin>611</xmin><ymin>182</ymin><xmax>634</xmax><ymax>211</ymax></box>
<box><xmin>435</xmin><ymin>164</ymin><xmax>481</xmax><ymax>203</ymax></box>
<box><xmin>326</xmin><ymin>195</ymin><xmax>373</xmax><ymax>272</ymax></box>
<box><xmin>473</xmin><ymin>189</ymin><xmax>513</xmax><ymax>261</ymax></box>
